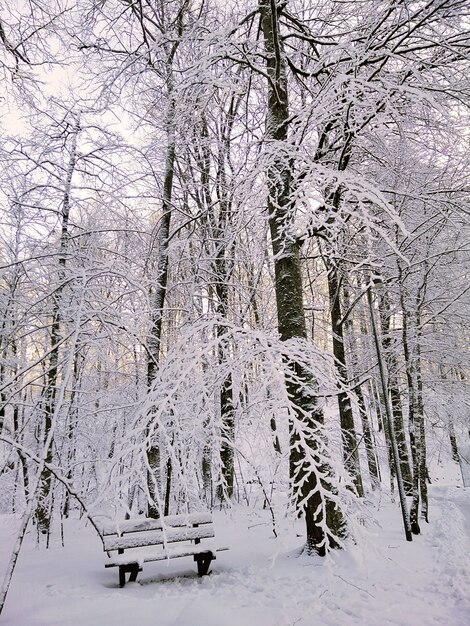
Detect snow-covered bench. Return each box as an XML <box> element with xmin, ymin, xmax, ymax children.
<box><xmin>100</xmin><ymin>512</ymin><xmax>227</xmax><ymax>587</ymax></box>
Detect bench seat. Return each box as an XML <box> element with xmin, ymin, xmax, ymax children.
<box><xmin>105</xmin><ymin>543</ymin><xmax>228</xmax><ymax>568</ymax></box>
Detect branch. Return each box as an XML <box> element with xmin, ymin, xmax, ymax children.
<box><xmin>0</xmin><ymin>435</ymin><xmax>104</xmax><ymax>546</ymax></box>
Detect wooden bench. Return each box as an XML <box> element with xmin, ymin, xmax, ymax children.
<box><xmin>100</xmin><ymin>512</ymin><xmax>227</xmax><ymax>587</ymax></box>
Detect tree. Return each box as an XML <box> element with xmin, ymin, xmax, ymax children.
<box><xmin>259</xmin><ymin>0</ymin><xmax>345</xmax><ymax>553</ymax></box>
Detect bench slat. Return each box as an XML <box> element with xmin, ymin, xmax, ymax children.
<box><xmin>105</xmin><ymin>545</ymin><xmax>224</xmax><ymax>568</ymax></box>
<box><xmin>103</xmin><ymin>524</ymin><xmax>215</xmax><ymax>552</ymax></box>
<box><xmin>100</xmin><ymin>512</ymin><xmax>213</xmax><ymax>537</ymax></box>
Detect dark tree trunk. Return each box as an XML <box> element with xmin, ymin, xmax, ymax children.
<box><xmin>400</xmin><ymin>302</ymin><xmax>421</xmax><ymax>535</ymax></box>
<box><xmin>36</xmin><ymin>118</ymin><xmax>78</xmax><ymax>534</ymax></box>
<box><xmin>378</xmin><ymin>294</ymin><xmax>413</xmax><ymax>494</ymax></box>
<box><xmin>214</xmin><ymin>276</ymin><xmax>235</xmax><ymax>502</ymax></box>
<box><xmin>216</xmin><ymin>369</ymin><xmax>235</xmax><ymax>499</ymax></box>
<box><xmin>415</xmin><ymin>318</ymin><xmax>428</xmax><ymax>523</ymax></box>
<box><xmin>326</xmin><ymin>264</ymin><xmax>364</xmax><ymax>496</ymax></box>
<box><xmin>259</xmin><ymin>0</ymin><xmax>344</xmax><ymax>553</ymax></box>
<box><xmin>342</xmin><ymin>283</ymin><xmax>379</xmax><ymax>487</ymax></box>
<box><xmin>12</xmin><ymin>391</ymin><xmax>29</xmax><ymax>501</ymax></box>
<box><xmin>62</xmin><ymin>351</ymin><xmax>82</xmax><ymax>519</ymax></box>
<box><xmin>213</xmin><ymin>117</ymin><xmax>236</xmax><ymax>501</ymax></box>
<box><xmin>146</xmin><ymin>71</ymin><xmax>176</xmax><ymax>519</ymax></box>
<box><xmin>195</xmin><ymin>110</ymin><xmax>237</xmax><ymax>503</ymax></box>
<box><xmin>448</xmin><ymin>420</ymin><xmax>460</xmax><ymax>463</ymax></box>
<box><xmin>356</xmin><ymin>385</ymin><xmax>380</xmax><ymax>487</ymax></box>
<box><xmin>163</xmin><ymin>446</ymin><xmax>173</xmax><ymax>517</ymax></box>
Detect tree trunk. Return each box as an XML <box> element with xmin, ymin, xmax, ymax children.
<box><xmin>259</xmin><ymin>0</ymin><xmax>344</xmax><ymax>553</ymax></box>
<box><xmin>146</xmin><ymin>69</ymin><xmax>176</xmax><ymax>519</ymax></box>
<box><xmin>378</xmin><ymin>293</ymin><xmax>413</xmax><ymax>494</ymax></box>
<box><xmin>326</xmin><ymin>264</ymin><xmax>364</xmax><ymax>496</ymax></box>
<box><xmin>357</xmin><ymin>385</ymin><xmax>380</xmax><ymax>487</ymax></box>
<box><xmin>415</xmin><ymin>314</ymin><xmax>428</xmax><ymax>523</ymax></box>
<box><xmin>36</xmin><ymin>117</ymin><xmax>79</xmax><ymax>534</ymax></box>
<box><xmin>399</xmin><ymin>295</ymin><xmax>421</xmax><ymax>535</ymax></box>
<box><xmin>342</xmin><ymin>282</ymin><xmax>379</xmax><ymax>487</ymax></box>
<box><xmin>202</xmin><ymin>111</ymin><xmax>236</xmax><ymax>502</ymax></box>
<box><xmin>448</xmin><ymin>419</ymin><xmax>460</xmax><ymax>463</ymax></box>
<box><xmin>62</xmin><ymin>351</ymin><xmax>82</xmax><ymax>518</ymax></box>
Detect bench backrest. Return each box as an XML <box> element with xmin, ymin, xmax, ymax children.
<box><xmin>100</xmin><ymin>512</ymin><xmax>212</xmax><ymax>537</ymax></box>
<box><xmin>101</xmin><ymin>513</ymin><xmax>214</xmax><ymax>552</ymax></box>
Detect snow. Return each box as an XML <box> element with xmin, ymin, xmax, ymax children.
<box><xmin>99</xmin><ymin>512</ymin><xmax>213</xmax><ymax>536</ymax></box>
<box><xmin>1</xmin><ymin>481</ymin><xmax>469</xmax><ymax>626</ymax></box>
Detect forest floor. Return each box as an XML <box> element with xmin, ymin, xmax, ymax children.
<box><xmin>1</xmin><ymin>469</ymin><xmax>469</xmax><ymax>626</ymax></box>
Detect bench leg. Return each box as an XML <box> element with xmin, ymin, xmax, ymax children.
<box><xmin>128</xmin><ymin>564</ymin><xmax>140</xmax><ymax>583</ymax></box>
<box><xmin>194</xmin><ymin>552</ymin><xmax>214</xmax><ymax>577</ymax></box>
<box><xmin>118</xmin><ymin>564</ymin><xmax>141</xmax><ymax>587</ymax></box>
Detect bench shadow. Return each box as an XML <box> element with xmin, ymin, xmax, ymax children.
<box><xmin>140</xmin><ymin>569</ymin><xmax>214</xmax><ymax>586</ymax></box>
<box><xmin>101</xmin><ymin>569</ymin><xmax>217</xmax><ymax>589</ymax></box>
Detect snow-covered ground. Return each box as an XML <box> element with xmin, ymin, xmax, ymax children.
<box><xmin>1</xmin><ymin>479</ymin><xmax>469</xmax><ymax>625</ymax></box>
